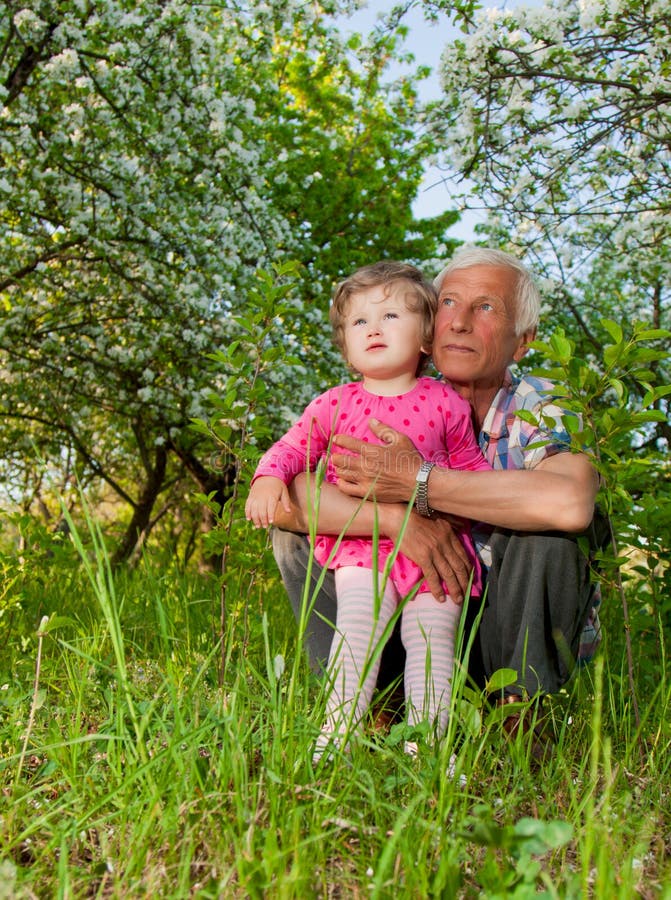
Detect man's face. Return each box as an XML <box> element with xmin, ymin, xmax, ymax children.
<box><xmin>433</xmin><ymin>264</ymin><xmax>533</xmax><ymax>391</ymax></box>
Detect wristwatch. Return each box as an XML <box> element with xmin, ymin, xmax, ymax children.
<box><xmin>414</xmin><ymin>460</ymin><xmax>436</xmax><ymax>518</ymax></box>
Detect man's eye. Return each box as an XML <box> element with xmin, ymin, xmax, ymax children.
<box><xmin>442</xmin><ymin>297</ymin><xmax>455</xmax><ymax>306</ymax></box>
<box><xmin>480</xmin><ymin>302</ymin><xmax>493</xmax><ymax>312</ymax></box>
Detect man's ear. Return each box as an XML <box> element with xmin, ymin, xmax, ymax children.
<box><xmin>513</xmin><ymin>328</ymin><xmax>536</xmax><ymax>362</ymax></box>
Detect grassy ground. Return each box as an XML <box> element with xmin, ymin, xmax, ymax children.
<box><xmin>1</xmin><ymin>521</ymin><xmax>670</xmax><ymax>898</ymax></box>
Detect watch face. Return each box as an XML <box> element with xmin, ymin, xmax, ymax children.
<box><xmin>417</xmin><ymin>462</ymin><xmax>433</xmax><ymax>482</ymax></box>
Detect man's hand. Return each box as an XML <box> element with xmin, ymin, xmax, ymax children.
<box><xmin>245</xmin><ymin>475</ymin><xmax>291</xmax><ymax>528</ymax></box>
<box><xmin>383</xmin><ymin>506</ymin><xmax>473</xmax><ymax>604</ymax></box>
<box><xmin>333</xmin><ymin>419</ymin><xmax>422</xmax><ymax>502</ymax></box>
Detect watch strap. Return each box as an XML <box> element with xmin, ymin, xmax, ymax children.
<box><xmin>415</xmin><ymin>460</ymin><xmax>436</xmax><ymax>518</ymax></box>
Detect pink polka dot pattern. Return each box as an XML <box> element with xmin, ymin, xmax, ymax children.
<box><xmin>254</xmin><ymin>375</ymin><xmax>489</xmax><ymax>596</ymax></box>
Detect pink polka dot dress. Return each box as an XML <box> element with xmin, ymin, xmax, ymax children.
<box><xmin>253</xmin><ymin>377</ymin><xmax>491</xmax><ymax>598</ymax></box>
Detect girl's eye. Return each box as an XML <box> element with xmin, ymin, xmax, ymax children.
<box><xmin>384</xmin><ymin>312</ymin><xmax>399</xmax><ymax>320</ymax></box>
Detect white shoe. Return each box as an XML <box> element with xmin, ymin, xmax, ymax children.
<box><xmin>313</xmin><ymin>732</ymin><xmax>345</xmax><ymax>766</ymax></box>
<box><xmin>446</xmin><ymin>753</ymin><xmax>467</xmax><ymax>787</ymax></box>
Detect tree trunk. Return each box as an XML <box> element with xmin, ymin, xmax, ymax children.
<box><xmin>111</xmin><ymin>446</ymin><xmax>168</xmax><ymax>565</ymax></box>
<box><xmin>170</xmin><ymin>445</ymin><xmax>237</xmax><ymax>571</ymax></box>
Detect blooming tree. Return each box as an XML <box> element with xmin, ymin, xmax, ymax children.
<box><xmin>1</xmin><ymin>0</ymin><xmax>284</xmax><ymax>556</ymax></box>
<box><xmin>428</xmin><ymin>0</ymin><xmax>669</xmax><ymax>435</ymax></box>
<box><xmin>0</xmin><ymin>0</ymin><xmax>452</xmax><ymax>559</ymax></box>
<box><xmin>426</xmin><ymin>0</ymin><xmax>671</xmax><ymax>631</ymax></box>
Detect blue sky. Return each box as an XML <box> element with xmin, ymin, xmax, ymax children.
<box><xmin>338</xmin><ymin>3</ymin><xmax>468</xmax><ymax>228</ymax></box>
<box><xmin>338</xmin><ymin>1</ymin><xmax>526</xmax><ymax>240</ymax></box>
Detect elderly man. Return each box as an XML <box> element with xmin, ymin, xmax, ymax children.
<box><xmin>271</xmin><ymin>247</ymin><xmax>603</xmax><ymax>747</ymax></box>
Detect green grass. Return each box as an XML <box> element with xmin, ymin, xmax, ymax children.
<box><xmin>1</xmin><ymin>522</ymin><xmax>670</xmax><ymax>899</ymax></box>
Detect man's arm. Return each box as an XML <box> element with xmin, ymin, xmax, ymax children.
<box><xmin>332</xmin><ymin>421</ymin><xmax>598</xmax><ymax>534</ymax></box>
<box><xmin>270</xmin><ymin>474</ymin><xmax>473</xmax><ymax>603</ymax></box>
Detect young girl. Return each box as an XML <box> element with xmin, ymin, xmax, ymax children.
<box><xmin>245</xmin><ymin>261</ymin><xmax>490</xmax><ymax>759</ymax></box>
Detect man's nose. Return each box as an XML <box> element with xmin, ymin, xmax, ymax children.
<box><xmin>448</xmin><ymin>307</ymin><xmax>472</xmax><ymax>331</ymax></box>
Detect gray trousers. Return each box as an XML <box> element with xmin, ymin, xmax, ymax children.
<box><xmin>271</xmin><ymin>521</ymin><xmax>604</xmax><ymax>697</ymax></box>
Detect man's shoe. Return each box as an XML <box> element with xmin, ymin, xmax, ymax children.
<box><xmin>369</xmin><ymin>685</ymin><xmax>405</xmax><ymax>734</ymax></box>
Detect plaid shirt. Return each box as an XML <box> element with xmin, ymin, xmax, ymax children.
<box><xmin>473</xmin><ymin>369</ymin><xmax>601</xmax><ymax>663</ymax></box>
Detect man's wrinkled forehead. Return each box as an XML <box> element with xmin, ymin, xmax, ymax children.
<box><xmin>436</xmin><ymin>264</ymin><xmax>517</xmax><ymax>301</ymax></box>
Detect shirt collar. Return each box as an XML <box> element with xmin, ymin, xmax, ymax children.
<box><xmin>480</xmin><ymin>367</ymin><xmax>517</xmax><ymax>439</ymax></box>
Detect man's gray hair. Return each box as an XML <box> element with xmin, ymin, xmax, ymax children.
<box><xmin>433</xmin><ymin>246</ymin><xmax>541</xmax><ymax>336</ymax></box>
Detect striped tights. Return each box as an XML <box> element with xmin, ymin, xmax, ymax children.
<box><xmin>316</xmin><ymin>566</ymin><xmax>461</xmax><ymax>755</ymax></box>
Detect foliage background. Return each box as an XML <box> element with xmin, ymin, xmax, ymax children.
<box><xmin>1</xmin><ymin>0</ymin><xmax>669</xmax><ymax>895</ymax></box>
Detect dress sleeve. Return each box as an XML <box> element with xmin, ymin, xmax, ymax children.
<box><xmin>252</xmin><ymin>389</ymin><xmax>336</xmax><ymax>484</ymax></box>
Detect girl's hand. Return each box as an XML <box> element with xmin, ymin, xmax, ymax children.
<box><xmin>245</xmin><ymin>476</ymin><xmax>291</xmax><ymax>528</ymax></box>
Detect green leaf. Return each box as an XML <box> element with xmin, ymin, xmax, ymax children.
<box><xmin>633</xmin><ymin>410</ymin><xmax>668</xmax><ymax>423</ymax></box>
<box><xmin>549</xmin><ymin>332</ymin><xmax>573</xmax><ymax>362</ymax></box>
<box><xmin>189</xmin><ymin>418</ymin><xmax>213</xmax><ymax>436</ymax></box>
<box><xmin>457</xmin><ymin>698</ymin><xmax>483</xmax><ymax>739</ymax></box>
<box><xmin>514</xmin><ymin>409</ymin><xmax>540</xmax><ymax>425</ymax></box>
<box><xmin>513</xmin><ymin>817</ymin><xmax>573</xmax><ymax>853</ymax></box>
<box><xmin>484</xmin><ymin>668</ymin><xmax>518</xmax><ymax>694</ymax></box>
<box><xmin>642</xmin><ymin>385</ymin><xmax>671</xmax><ymax>406</ymax></box>
<box><xmin>33</xmin><ymin>688</ymin><xmax>47</xmax><ymax>711</ymax></box>
<box><xmin>41</xmin><ymin>615</ymin><xmax>75</xmax><ymax>634</ymax></box>
<box><xmin>603</xmin><ymin>344</ymin><xmax>623</xmax><ymax>367</ymax></box>
<box><xmin>563</xmin><ymin>414</ymin><xmax>584</xmax><ymax>434</ymax></box>
<box><xmin>633</xmin><ymin>328</ymin><xmax>671</xmax><ymax>342</ymax></box>
<box><xmin>601</xmin><ymin>319</ymin><xmax>623</xmax><ymax>344</ymax></box>
<box><xmin>608</xmin><ymin>378</ymin><xmax>625</xmax><ymax>403</ymax></box>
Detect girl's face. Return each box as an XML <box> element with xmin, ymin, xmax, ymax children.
<box><xmin>343</xmin><ymin>283</ymin><xmax>427</xmax><ymax>389</ymax></box>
